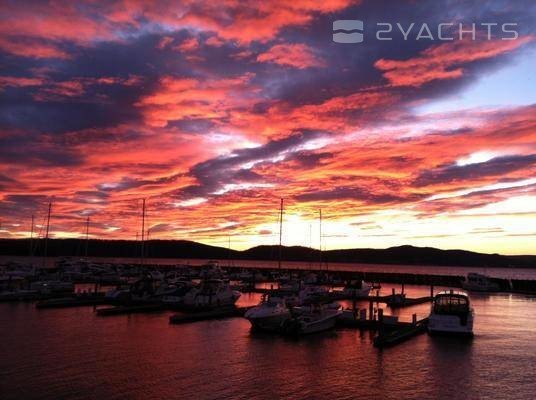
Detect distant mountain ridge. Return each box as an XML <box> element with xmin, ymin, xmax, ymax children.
<box><xmin>0</xmin><ymin>238</ymin><xmax>535</xmax><ymax>268</ymax></box>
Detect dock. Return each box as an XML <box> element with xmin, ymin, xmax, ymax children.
<box><xmin>373</xmin><ymin>318</ymin><xmax>428</xmax><ymax>348</ymax></box>
<box><xmin>36</xmin><ymin>294</ymin><xmax>107</xmax><ymax>309</ymax></box>
<box><xmin>169</xmin><ymin>306</ymin><xmax>250</xmax><ymax>324</ymax></box>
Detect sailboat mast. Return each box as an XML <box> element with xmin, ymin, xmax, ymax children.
<box><xmin>85</xmin><ymin>216</ymin><xmax>90</xmax><ymax>257</ymax></box>
<box><xmin>227</xmin><ymin>234</ymin><xmax>232</xmax><ymax>267</ymax></box>
<box><xmin>140</xmin><ymin>199</ymin><xmax>146</xmax><ymax>266</ymax></box>
<box><xmin>30</xmin><ymin>214</ymin><xmax>34</xmax><ymax>256</ymax></box>
<box><xmin>319</xmin><ymin>209</ymin><xmax>322</xmax><ymax>271</ymax></box>
<box><xmin>278</xmin><ymin>198</ymin><xmax>283</xmax><ymax>269</ymax></box>
<box><xmin>43</xmin><ymin>203</ymin><xmax>51</xmax><ymax>267</ymax></box>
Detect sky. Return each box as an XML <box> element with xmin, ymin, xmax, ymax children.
<box><xmin>0</xmin><ymin>0</ymin><xmax>535</xmax><ymax>254</ymax></box>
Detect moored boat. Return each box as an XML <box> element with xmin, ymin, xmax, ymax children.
<box><xmin>281</xmin><ymin>304</ymin><xmax>342</xmax><ymax>335</ymax></box>
<box><xmin>462</xmin><ymin>273</ymin><xmax>501</xmax><ymax>292</ymax></box>
<box><xmin>244</xmin><ymin>294</ymin><xmax>290</xmax><ymax>331</ymax></box>
<box><xmin>428</xmin><ymin>290</ymin><xmax>474</xmax><ymax>336</ymax></box>
<box><xmin>182</xmin><ymin>279</ymin><xmax>241</xmax><ymax>310</ymax></box>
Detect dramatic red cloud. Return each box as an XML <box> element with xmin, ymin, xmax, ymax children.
<box><xmin>0</xmin><ymin>0</ymin><xmax>359</xmax><ymax>56</ymax></box>
<box><xmin>1</xmin><ymin>1</ymin><xmax>534</xmax><ymax>254</ymax></box>
<box><xmin>174</xmin><ymin>37</ymin><xmax>199</xmax><ymax>53</ymax></box>
<box><xmin>136</xmin><ymin>73</ymin><xmax>260</xmax><ymax>127</ymax></box>
<box><xmin>375</xmin><ymin>37</ymin><xmax>534</xmax><ymax>87</ymax></box>
<box><xmin>257</xmin><ymin>43</ymin><xmax>326</xmax><ymax>69</ymax></box>
<box><xmin>0</xmin><ymin>37</ymin><xmax>71</xmax><ymax>59</ymax></box>
<box><xmin>0</xmin><ymin>76</ymin><xmax>45</xmax><ymax>88</ymax></box>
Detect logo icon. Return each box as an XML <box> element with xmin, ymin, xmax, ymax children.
<box><xmin>333</xmin><ymin>20</ymin><xmax>364</xmax><ymax>43</ymax></box>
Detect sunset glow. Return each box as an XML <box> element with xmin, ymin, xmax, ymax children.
<box><xmin>1</xmin><ymin>1</ymin><xmax>535</xmax><ymax>254</ymax></box>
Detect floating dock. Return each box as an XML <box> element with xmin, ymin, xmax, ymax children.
<box><xmin>373</xmin><ymin>318</ymin><xmax>428</xmax><ymax>348</ymax></box>
<box><xmin>169</xmin><ymin>306</ymin><xmax>250</xmax><ymax>324</ymax></box>
<box><xmin>36</xmin><ymin>294</ymin><xmax>106</xmax><ymax>309</ymax></box>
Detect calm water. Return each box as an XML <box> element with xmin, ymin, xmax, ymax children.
<box><xmin>1</xmin><ymin>285</ymin><xmax>535</xmax><ymax>400</ymax></box>
<box><xmin>3</xmin><ymin>256</ymin><xmax>536</xmax><ymax>280</ymax></box>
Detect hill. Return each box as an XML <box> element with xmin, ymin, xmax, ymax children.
<box><xmin>0</xmin><ymin>238</ymin><xmax>535</xmax><ymax>268</ymax></box>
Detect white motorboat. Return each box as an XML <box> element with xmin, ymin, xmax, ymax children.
<box><xmin>335</xmin><ymin>280</ymin><xmax>372</xmax><ymax>298</ymax></box>
<box><xmin>282</xmin><ymin>304</ymin><xmax>342</xmax><ymax>335</ymax></box>
<box><xmin>297</xmin><ymin>285</ymin><xmax>329</xmax><ymax>305</ymax></box>
<box><xmin>160</xmin><ymin>280</ymin><xmax>196</xmax><ymax>308</ymax></box>
<box><xmin>104</xmin><ymin>275</ymin><xmax>158</xmax><ymax>304</ymax></box>
<box><xmin>462</xmin><ymin>273</ymin><xmax>501</xmax><ymax>292</ymax></box>
<box><xmin>182</xmin><ymin>279</ymin><xmax>241</xmax><ymax>309</ymax></box>
<box><xmin>428</xmin><ymin>290</ymin><xmax>474</xmax><ymax>336</ymax></box>
<box><xmin>244</xmin><ymin>294</ymin><xmax>291</xmax><ymax>331</ymax></box>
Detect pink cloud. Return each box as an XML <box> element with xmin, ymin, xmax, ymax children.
<box><xmin>375</xmin><ymin>37</ymin><xmax>534</xmax><ymax>87</ymax></box>
<box><xmin>257</xmin><ymin>43</ymin><xmax>326</xmax><ymax>69</ymax></box>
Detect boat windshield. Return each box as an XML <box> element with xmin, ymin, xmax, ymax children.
<box><xmin>433</xmin><ymin>294</ymin><xmax>469</xmax><ymax>314</ymax></box>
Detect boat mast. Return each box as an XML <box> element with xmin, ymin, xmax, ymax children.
<box><xmin>227</xmin><ymin>234</ymin><xmax>232</xmax><ymax>267</ymax></box>
<box><xmin>43</xmin><ymin>202</ymin><xmax>51</xmax><ymax>268</ymax></box>
<box><xmin>29</xmin><ymin>214</ymin><xmax>34</xmax><ymax>256</ymax></box>
<box><xmin>141</xmin><ymin>198</ymin><xmax>146</xmax><ymax>266</ymax></box>
<box><xmin>319</xmin><ymin>209</ymin><xmax>322</xmax><ymax>271</ymax></box>
<box><xmin>278</xmin><ymin>198</ymin><xmax>283</xmax><ymax>270</ymax></box>
<box><xmin>84</xmin><ymin>216</ymin><xmax>90</xmax><ymax>257</ymax></box>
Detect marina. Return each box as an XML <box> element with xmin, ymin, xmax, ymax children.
<box><xmin>1</xmin><ymin>1</ymin><xmax>535</xmax><ymax>398</ymax></box>
<box><xmin>1</xmin><ymin>274</ymin><xmax>535</xmax><ymax>399</ymax></box>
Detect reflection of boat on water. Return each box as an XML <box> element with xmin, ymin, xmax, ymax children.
<box><xmin>282</xmin><ymin>304</ymin><xmax>342</xmax><ymax>335</ymax></box>
<box><xmin>462</xmin><ymin>273</ymin><xmax>501</xmax><ymax>292</ymax></box>
<box><xmin>428</xmin><ymin>290</ymin><xmax>474</xmax><ymax>336</ymax></box>
<box><xmin>244</xmin><ymin>294</ymin><xmax>290</xmax><ymax>332</ymax></box>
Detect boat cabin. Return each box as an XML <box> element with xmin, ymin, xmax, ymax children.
<box><xmin>433</xmin><ymin>291</ymin><xmax>470</xmax><ymax>315</ymax></box>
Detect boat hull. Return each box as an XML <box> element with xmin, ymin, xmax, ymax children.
<box><xmin>427</xmin><ymin>314</ymin><xmax>474</xmax><ymax>336</ymax></box>
<box><xmin>300</xmin><ymin>314</ymin><xmax>338</xmax><ymax>334</ymax></box>
<box><xmin>246</xmin><ymin>313</ymin><xmax>290</xmax><ymax>332</ymax></box>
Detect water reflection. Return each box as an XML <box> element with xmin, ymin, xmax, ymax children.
<box><xmin>1</xmin><ymin>287</ymin><xmax>535</xmax><ymax>399</ymax></box>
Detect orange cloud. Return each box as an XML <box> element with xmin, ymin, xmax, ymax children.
<box><xmin>0</xmin><ymin>37</ymin><xmax>71</xmax><ymax>59</ymax></box>
<box><xmin>173</xmin><ymin>37</ymin><xmax>199</xmax><ymax>52</ymax></box>
<box><xmin>257</xmin><ymin>43</ymin><xmax>326</xmax><ymax>69</ymax></box>
<box><xmin>375</xmin><ymin>37</ymin><xmax>534</xmax><ymax>87</ymax></box>
<box><xmin>136</xmin><ymin>73</ymin><xmax>259</xmax><ymax>127</ymax></box>
<box><xmin>0</xmin><ymin>76</ymin><xmax>45</xmax><ymax>88</ymax></box>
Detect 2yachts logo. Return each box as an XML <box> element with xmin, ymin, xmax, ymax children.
<box><xmin>333</xmin><ymin>20</ymin><xmax>364</xmax><ymax>43</ymax></box>
<box><xmin>333</xmin><ymin>21</ymin><xmax>519</xmax><ymax>43</ymax></box>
